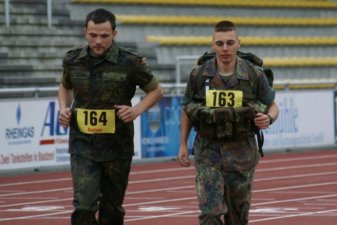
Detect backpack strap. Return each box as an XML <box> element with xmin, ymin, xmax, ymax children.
<box><xmin>197</xmin><ymin>50</ymin><xmax>274</xmax><ymax>87</ymax></box>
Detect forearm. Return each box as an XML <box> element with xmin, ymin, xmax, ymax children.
<box><xmin>267</xmin><ymin>101</ymin><xmax>279</xmax><ymax>122</ymax></box>
<box><xmin>180</xmin><ymin>110</ymin><xmax>192</xmax><ymax>147</ymax></box>
<box><xmin>134</xmin><ymin>84</ymin><xmax>163</xmax><ymax>116</ymax></box>
<box><xmin>177</xmin><ymin>110</ymin><xmax>192</xmax><ymax>167</ymax></box>
<box><xmin>58</xmin><ymin>84</ymin><xmax>73</xmax><ymax>110</ymax></box>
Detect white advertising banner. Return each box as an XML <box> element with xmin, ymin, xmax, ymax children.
<box><xmin>0</xmin><ymin>97</ymin><xmax>141</xmax><ymax>171</ymax></box>
<box><xmin>0</xmin><ymin>99</ymin><xmax>69</xmax><ymax>170</ymax></box>
<box><xmin>263</xmin><ymin>90</ymin><xmax>335</xmax><ymax>150</ymax></box>
<box><xmin>0</xmin><ymin>90</ymin><xmax>335</xmax><ymax>170</ymax></box>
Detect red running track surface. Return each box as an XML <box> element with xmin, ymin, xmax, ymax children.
<box><xmin>1</xmin><ymin>149</ymin><xmax>337</xmax><ymax>225</ymax></box>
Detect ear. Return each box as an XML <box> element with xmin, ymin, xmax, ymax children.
<box><xmin>83</xmin><ymin>27</ymin><xmax>87</xmax><ymax>39</ymax></box>
<box><xmin>211</xmin><ymin>41</ymin><xmax>215</xmax><ymax>50</ymax></box>
<box><xmin>211</xmin><ymin>35</ymin><xmax>215</xmax><ymax>50</ymax></box>
<box><xmin>112</xmin><ymin>29</ymin><xmax>117</xmax><ymax>38</ymax></box>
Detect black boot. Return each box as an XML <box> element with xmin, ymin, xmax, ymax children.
<box><xmin>98</xmin><ymin>204</ymin><xmax>124</xmax><ymax>225</ymax></box>
<box><xmin>71</xmin><ymin>209</ymin><xmax>98</xmax><ymax>225</ymax></box>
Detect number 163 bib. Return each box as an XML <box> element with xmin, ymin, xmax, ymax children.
<box><xmin>206</xmin><ymin>90</ymin><xmax>243</xmax><ymax>107</ymax></box>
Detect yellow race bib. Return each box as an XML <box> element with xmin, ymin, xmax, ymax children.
<box><xmin>76</xmin><ymin>108</ymin><xmax>116</xmax><ymax>134</ymax></box>
<box><xmin>206</xmin><ymin>90</ymin><xmax>243</xmax><ymax>107</ymax></box>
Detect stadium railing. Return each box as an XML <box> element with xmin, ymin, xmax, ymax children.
<box><xmin>0</xmin><ymin>81</ymin><xmax>336</xmax><ymax>99</ymax></box>
<box><xmin>71</xmin><ymin>0</ymin><xmax>337</xmax><ymax>8</ymax></box>
<box><xmin>115</xmin><ymin>15</ymin><xmax>337</xmax><ymax>26</ymax></box>
<box><xmin>146</xmin><ymin>35</ymin><xmax>337</xmax><ymax>45</ymax></box>
<box><xmin>3</xmin><ymin>0</ymin><xmax>54</xmax><ymax>28</ymax></box>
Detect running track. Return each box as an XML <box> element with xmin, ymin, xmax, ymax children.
<box><xmin>1</xmin><ymin>149</ymin><xmax>337</xmax><ymax>225</ymax></box>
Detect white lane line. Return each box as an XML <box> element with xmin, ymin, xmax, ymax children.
<box><xmin>1</xmin><ymin>171</ymin><xmax>337</xmax><ymax>207</ymax></box>
<box><xmin>249</xmin><ymin>208</ymin><xmax>337</xmax><ymax>223</ymax></box>
<box><xmin>129</xmin><ymin>175</ymin><xmax>193</xmax><ymax>184</ymax></box>
<box><xmin>0</xmin><ymin>210</ymin><xmax>73</xmax><ymax>222</ymax></box>
<box><xmin>124</xmin><ymin>210</ymin><xmax>199</xmax><ymax>222</ymax></box>
<box><xmin>252</xmin><ymin>193</ymin><xmax>337</xmax><ymax>206</ymax></box>
<box><xmin>110</xmin><ymin>195</ymin><xmax>337</xmax><ymax>222</ymax></box>
<box><xmin>1</xmin><ymin>161</ymin><xmax>337</xmax><ymax>190</ymax></box>
<box><xmin>1</xmin><ymin>192</ymin><xmax>337</xmax><ymax>222</ymax></box>
<box><xmin>0</xmin><ymin>168</ymin><xmax>337</xmax><ymax>197</ymax></box>
<box><xmin>2</xmin><ymin>153</ymin><xmax>337</xmax><ymax>187</ymax></box>
<box><xmin>125</xmin><ymin>194</ymin><xmax>337</xmax><ymax>222</ymax></box>
<box><xmin>130</xmin><ymin>166</ymin><xmax>193</xmax><ymax>175</ymax></box>
<box><xmin>0</xmin><ymin>187</ymin><xmax>72</xmax><ymax>197</ymax></box>
<box><xmin>0</xmin><ymin>178</ymin><xmax>70</xmax><ymax>188</ymax></box>
<box><xmin>257</xmin><ymin>162</ymin><xmax>337</xmax><ymax>172</ymax></box>
<box><xmin>0</xmin><ymin>197</ymin><xmax>73</xmax><ymax>209</ymax></box>
<box><xmin>259</xmin><ymin>153</ymin><xmax>337</xmax><ymax>164</ymax></box>
<box><xmin>0</xmin><ymin>185</ymin><xmax>195</xmax><ymax>209</ymax></box>
<box><xmin>254</xmin><ymin>181</ymin><xmax>337</xmax><ymax>193</ymax></box>
<box><xmin>124</xmin><ymin>196</ymin><xmax>196</xmax><ymax>207</ymax></box>
<box><xmin>255</xmin><ymin>171</ymin><xmax>337</xmax><ymax>182</ymax></box>
<box><xmin>1</xmin><ymin>152</ymin><xmax>337</xmax><ymax>222</ymax></box>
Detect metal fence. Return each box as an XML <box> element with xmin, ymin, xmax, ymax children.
<box><xmin>4</xmin><ymin>0</ymin><xmax>53</xmax><ymax>28</ymax></box>
<box><xmin>1</xmin><ymin>54</ymin><xmax>337</xmax><ymax>99</ymax></box>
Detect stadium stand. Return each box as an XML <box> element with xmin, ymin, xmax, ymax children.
<box><xmin>71</xmin><ymin>0</ymin><xmax>337</xmax><ymax>9</ymax></box>
<box><xmin>116</xmin><ymin>15</ymin><xmax>337</xmax><ymax>26</ymax></box>
<box><xmin>146</xmin><ymin>35</ymin><xmax>337</xmax><ymax>62</ymax></box>
<box><xmin>0</xmin><ymin>0</ymin><xmax>84</xmax><ymax>89</ymax></box>
<box><xmin>146</xmin><ymin>35</ymin><xmax>337</xmax><ymax>45</ymax></box>
<box><xmin>144</xmin><ymin>35</ymin><xmax>337</xmax><ymax>83</ymax></box>
<box><xmin>0</xmin><ymin>0</ymin><xmax>336</xmax><ymax>92</ymax></box>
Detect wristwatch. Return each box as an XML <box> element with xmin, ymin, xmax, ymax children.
<box><xmin>267</xmin><ymin>114</ymin><xmax>274</xmax><ymax>125</ymax></box>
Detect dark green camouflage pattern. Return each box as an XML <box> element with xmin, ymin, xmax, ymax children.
<box><xmin>183</xmin><ymin>56</ymin><xmax>274</xmax><ymax>170</ymax></box>
<box><xmin>247</xmin><ymin>100</ymin><xmax>269</xmax><ymax>114</ymax></box>
<box><xmin>71</xmin><ymin>154</ymin><xmax>131</xmax><ymax>225</ymax></box>
<box><xmin>182</xmin><ymin>55</ymin><xmax>275</xmax><ymax>225</ymax></box>
<box><xmin>184</xmin><ymin>103</ymin><xmax>257</xmax><ymax>139</ymax></box>
<box><xmin>196</xmin><ymin>163</ymin><xmax>255</xmax><ymax>225</ymax></box>
<box><xmin>183</xmin><ymin>57</ymin><xmax>273</xmax><ymax>141</ymax></box>
<box><xmin>61</xmin><ymin>41</ymin><xmax>158</xmax><ymax>161</ymax></box>
<box><xmin>182</xmin><ymin>57</ymin><xmax>274</xmax><ymax>108</ymax></box>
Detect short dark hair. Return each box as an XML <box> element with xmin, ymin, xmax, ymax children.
<box><xmin>214</xmin><ymin>20</ymin><xmax>237</xmax><ymax>33</ymax></box>
<box><xmin>85</xmin><ymin>8</ymin><xmax>116</xmax><ymax>31</ymax></box>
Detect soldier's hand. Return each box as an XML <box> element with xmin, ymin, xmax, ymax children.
<box><xmin>254</xmin><ymin>112</ymin><xmax>270</xmax><ymax>129</ymax></box>
<box><xmin>115</xmin><ymin>105</ymin><xmax>138</xmax><ymax>123</ymax></box>
<box><xmin>177</xmin><ymin>145</ymin><xmax>191</xmax><ymax>167</ymax></box>
<box><xmin>59</xmin><ymin>107</ymin><xmax>72</xmax><ymax>128</ymax></box>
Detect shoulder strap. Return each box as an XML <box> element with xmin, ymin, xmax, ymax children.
<box><xmin>197</xmin><ymin>50</ymin><xmax>274</xmax><ymax>87</ymax></box>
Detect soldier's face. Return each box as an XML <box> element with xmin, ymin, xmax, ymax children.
<box><xmin>212</xmin><ymin>31</ymin><xmax>240</xmax><ymax>65</ymax></box>
<box><xmin>85</xmin><ymin>21</ymin><xmax>117</xmax><ymax>57</ymax></box>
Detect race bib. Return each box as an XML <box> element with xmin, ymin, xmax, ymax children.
<box><xmin>76</xmin><ymin>108</ymin><xmax>116</xmax><ymax>134</ymax></box>
<box><xmin>206</xmin><ymin>90</ymin><xmax>243</xmax><ymax>107</ymax></box>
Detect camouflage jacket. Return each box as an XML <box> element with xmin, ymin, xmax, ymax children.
<box><xmin>183</xmin><ymin>56</ymin><xmax>275</xmax><ymax>132</ymax></box>
<box><xmin>182</xmin><ymin>56</ymin><xmax>275</xmax><ymax>170</ymax></box>
<box><xmin>61</xmin><ymin>41</ymin><xmax>159</xmax><ymax>161</ymax></box>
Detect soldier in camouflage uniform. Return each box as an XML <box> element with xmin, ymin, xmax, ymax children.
<box><xmin>58</xmin><ymin>8</ymin><xmax>163</xmax><ymax>225</ymax></box>
<box><xmin>177</xmin><ymin>21</ymin><xmax>279</xmax><ymax>225</ymax></box>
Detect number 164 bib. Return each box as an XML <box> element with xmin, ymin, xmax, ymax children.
<box><xmin>76</xmin><ymin>108</ymin><xmax>116</xmax><ymax>134</ymax></box>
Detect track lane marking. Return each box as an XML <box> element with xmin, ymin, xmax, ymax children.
<box><xmin>250</xmin><ymin>208</ymin><xmax>337</xmax><ymax>223</ymax></box>
<box><xmin>1</xmin><ymin>150</ymin><xmax>337</xmax><ymax>223</ymax></box>
<box><xmin>1</xmin><ymin>161</ymin><xmax>337</xmax><ymax>188</ymax></box>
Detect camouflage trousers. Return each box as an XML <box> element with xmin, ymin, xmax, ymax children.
<box><xmin>195</xmin><ymin>163</ymin><xmax>255</xmax><ymax>225</ymax></box>
<box><xmin>70</xmin><ymin>154</ymin><xmax>132</xmax><ymax>225</ymax></box>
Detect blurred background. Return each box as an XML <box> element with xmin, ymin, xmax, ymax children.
<box><xmin>1</xmin><ymin>0</ymin><xmax>337</xmax><ymax>173</ymax></box>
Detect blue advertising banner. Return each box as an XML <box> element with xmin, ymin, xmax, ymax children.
<box><xmin>141</xmin><ymin>96</ymin><xmax>195</xmax><ymax>158</ymax></box>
